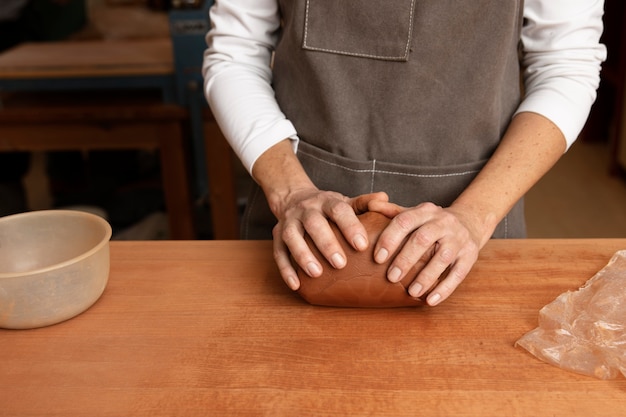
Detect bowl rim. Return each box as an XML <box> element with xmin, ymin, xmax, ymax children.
<box><xmin>0</xmin><ymin>209</ymin><xmax>112</xmax><ymax>279</ymax></box>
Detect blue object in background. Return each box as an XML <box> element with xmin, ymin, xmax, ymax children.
<box><xmin>169</xmin><ymin>0</ymin><xmax>213</xmax><ymax>197</ymax></box>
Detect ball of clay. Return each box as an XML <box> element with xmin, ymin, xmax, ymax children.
<box><xmin>293</xmin><ymin>211</ymin><xmax>436</xmax><ymax>308</ymax></box>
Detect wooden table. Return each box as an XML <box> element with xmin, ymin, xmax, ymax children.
<box><xmin>0</xmin><ymin>39</ymin><xmax>176</xmax><ymax>96</ymax></box>
<box><xmin>1</xmin><ymin>239</ymin><xmax>626</xmax><ymax>416</ymax></box>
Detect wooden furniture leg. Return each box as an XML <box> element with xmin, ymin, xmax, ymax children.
<box><xmin>158</xmin><ymin>121</ymin><xmax>195</xmax><ymax>239</ymax></box>
<box><xmin>203</xmin><ymin>119</ymin><xmax>239</xmax><ymax>239</ymax></box>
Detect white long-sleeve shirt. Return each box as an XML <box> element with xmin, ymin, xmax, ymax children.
<box><xmin>203</xmin><ymin>0</ymin><xmax>607</xmax><ymax>174</ymax></box>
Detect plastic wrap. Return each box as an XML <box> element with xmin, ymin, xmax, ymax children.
<box><xmin>516</xmin><ymin>250</ymin><xmax>626</xmax><ymax>379</ymax></box>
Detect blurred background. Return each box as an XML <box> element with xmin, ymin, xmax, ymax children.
<box><xmin>0</xmin><ymin>0</ymin><xmax>251</xmax><ymax>240</ymax></box>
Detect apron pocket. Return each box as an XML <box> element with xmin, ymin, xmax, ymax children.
<box><xmin>302</xmin><ymin>0</ymin><xmax>416</xmax><ymax>61</ymax></box>
<box><xmin>297</xmin><ymin>141</ymin><xmax>486</xmax><ymax>208</ymax></box>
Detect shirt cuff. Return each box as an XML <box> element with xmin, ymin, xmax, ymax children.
<box><xmin>242</xmin><ymin>122</ymin><xmax>299</xmax><ymax>174</ymax></box>
<box><xmin>514</xmin><ymin>82</ymin><xmax>596</xmax><ymax>151</ymax></box>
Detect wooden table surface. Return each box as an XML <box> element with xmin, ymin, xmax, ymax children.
<box><xmin>0</xmin><ymin>38</ymin><xmax>174</xmax><ymax>79</ymax></box>
<box><xmin>1</xmin><ymin>239</ymin><xmax>626</xmax><ymax>416</ymax></box>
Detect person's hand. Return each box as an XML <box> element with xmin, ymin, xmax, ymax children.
<box><xmin>272</xmin><ymin>189</ymin><xmax>389</xmax><ymax>291</ymax></box>
<box><xmin>368</xmin><ymin>200</ymin><xmax>487</xmax><ymax>306</ymax></box>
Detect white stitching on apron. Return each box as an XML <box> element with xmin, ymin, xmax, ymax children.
<box><xmin>302</xmin><ymin>0</ymin><xmax>417</xmax><ymax>61</ymax></box>
<box><xmin>300</xmin><ymin>149</ymin><xmax>481</xmax><ymax>178</ymax></box>
<box><xmin>503</xmin><ymin>215</ymin><xmax>508</xmax><ymax>238</ymax></box>
<box><xmin>370</xmin><ymin>160</ymin><xmax>376</xmax><ymax>193</ymax></box>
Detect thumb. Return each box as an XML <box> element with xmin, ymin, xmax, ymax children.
<box><xmin>367</xmin><ymin>199</ymin><xmax>404</xmax><ymax>218</ymax></box>
<box><xmin>350</xmin><ymin>192</ymin><xmax>389</xmax><ymax>214</ymax></box>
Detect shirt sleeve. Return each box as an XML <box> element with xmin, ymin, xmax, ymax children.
<box><xmin>516</xmin><ymin>0</ymin><xmax>607</xmax><ymax>150</ymax></box>
<box><xmin>202</xmin><ymin>0</ymin><xmax>298</xmax><ymax>174</ymax></box>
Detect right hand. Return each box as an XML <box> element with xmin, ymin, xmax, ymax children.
<box><xmin>251</xmin><ymin>139</ymin><xmax>389</xmax><ymax>291</ymax></box>
<box><xmin>271</xmin><ymin>187</ymin><xmax>389</xmax><ymax>291</ymax></box>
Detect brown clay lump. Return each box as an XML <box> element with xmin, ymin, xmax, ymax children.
<box><xmin>293</xmin><ymin>211</ymin><xmax>436</xmax><ymax>308</ymax></box>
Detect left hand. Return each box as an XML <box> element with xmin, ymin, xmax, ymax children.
<box><xmin>368</xmin><ymin>200</ymin><xmax>485</xmax><ymax>306</ymax></box>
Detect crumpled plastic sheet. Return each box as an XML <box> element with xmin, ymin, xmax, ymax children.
<box><xmin>516</xmin><ymin>250</ymin><xmax>626</xmax><ymax>380</ymax></box>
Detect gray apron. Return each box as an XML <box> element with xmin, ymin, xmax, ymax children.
<box><xmin>242</xmin><ymin>0</ymin><xmax>526</xmax><ymax>239</ymax></box>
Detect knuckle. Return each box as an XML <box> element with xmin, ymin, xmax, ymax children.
<box><xmin>392</xmin><ymin>250</ymin><xmax>413</xmax><ymax>269</ymax></box>
<box><xmin>418</xmin><ymin>265</ymin><xmax>439</xmax><ymax>283</ymax></box>
<box><xmin>448</xmin><ymin>266</ymin><xmax>468</xmax><ymax>285</ymax></box>
<box><xmin>315</xmin><ymin>239</ymin><xmax>338</xmax><ymax>258</ymax></box>
<box><xmin>409</xmin><ymin>229</ymin><xmax>433</xmax><ymax>248</ymax></box>
<box><xmin>300</xmin><ymin>211</ymin><xmax>325</xmax><ymax>231</ymax></box>
<box><xmin>272</xmin><ymin>224</ymin><xmax>281</xmax><ymax>240</ymax></box>
<box><xmin>272</xmin><ymin>248</ymin><xmax>282</xmax><ymax>263</ymax></box>
<box><xmin>437</xmin><ymin>246</ymin><xmax>456</xmax><ymax>264</ymax></box>
<box><xmin>436</xmin><ymin>261</ymin><xmax>473</xmax><ymax>294</ymax></box>
<box><xmin>287</xmin><ymin>199</ymin><xmax>308</xmax><ymax>215</ymax></box>
<box><xmin>281</xmin><ymin>223</ymin><xmax>302</xmax><ymax>242</ymax></box>
<box><xmin>467</xmin><ymin>241</ymin><xmax>480</xmax><ymax>255</ymax></box>
<box><xmin>393</xmin><ymin>212</ymin><xmax>416</xmax><ymax>233</ymax></box>
<box><xmin>327</xmin><ymin>200</ymin><xmax>350</xmax><ymax>219</ymax></box>
<box><xmin>272</xmin><ymin>244</ymin><xmax>289</xmax><ymax>266</ymax></box>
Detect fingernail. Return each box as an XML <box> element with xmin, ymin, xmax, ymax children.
<box><xmin>375</xmin><ymin>248</ymin><xmax>389</xmax><ymax>263</ymax></box>
<box><xmin>409</xmin><ymin>282</ymin><xmax>423</xmax><ymax>297</ymax></box>
<box><xmin>353</xmin><ymin>234</ymin><xmax>368</xmax><ymax>251</ymax></box>
<box><xmin>286</xmin><ymin>275</ymin><xmax>300</xmax><ymax>291</ymax></box>
<box><xmin>388</xmin><ymin>266</ymin><xmax>402</xmax><ymax>283</ymax></box>
<box><xmin>428</xmin><ymin>293</ymin><xmax>442</xmax><ymax>305</ymax></box>
<box><xmin>331</xmin><ymin>252</ymin><xmax>346</xmax><ymax>269</ymax></box>
<box><xmin>306</xmin><ymin>262</ymin><xmax>322</xmax><ymax>277</ymax></box>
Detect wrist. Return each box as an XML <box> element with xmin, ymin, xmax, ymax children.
<box><xmin>447</xmin><ymin>200</ymin><xmax>499</xmax><ymax>248</ymax></box>
<box><xmin>251</xmin><ymin>139</ymin><xmax>316</xmax><ymax>219</ymax></box>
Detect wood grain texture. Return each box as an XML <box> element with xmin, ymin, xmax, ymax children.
<box><xmin>1</xmin><ymin>239</ymin><xmax>626</xmax><ymax>416</ymax></box>
<box><xmin>0</xmin><ymin>39</ymin><xmax>174</xmax><ymax>79</ymax></box>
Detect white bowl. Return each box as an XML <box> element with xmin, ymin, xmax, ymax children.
<box><xmin>0</xmin><ymin>210</ymin><xmax>112</xmax><ymax>329</ymax></box>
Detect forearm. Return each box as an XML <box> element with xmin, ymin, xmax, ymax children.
<box><xmin>450</xmin><ymin>111</ymin><xmax>566</xmax><ymax>246</ymax></box>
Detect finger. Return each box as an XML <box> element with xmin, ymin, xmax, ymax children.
<box><xmin>350</xmin><ymin>192</ymin><xmax>389</xmax><ymax>214</ymax></box>
<box><xmin>407</xmin><ymin>240</ymin><xmax>458</xmax><ymax>297</ymax></box>
<box><xmin>387</xmin><ymin>222</ymin><xmax>445</xmax><ymax>285</ymax></box>
<box><xmin>301</xmin><ymin>206</ymin><xmax>349</xmax><ymax>270</ymax></box>
<box><xmin>424</xmin><ymin>252</ymin><xmax>476</xmax><ymax>306</ymax></box>
<box><xmin>279</xmin><ymin>218</ymin><xmax>324</xmax><ymax>278</ymax></box>
<box><xmin>323</xmin><ymin>198</ymin><xmax>369</xmax><ymax>252</ymax></box>
<box><xmin>272</xmin><ymin>227</ymin><xmax>301</xmax><ymax>290</ymax></box>
<box><xmin>367</xmin><ymin>199</ymin><xmax>404</xmax><ymax>219</ymax></box>
<box><xmin>374</xmin><ymin>204</ymin><xmax>438</xmax><ymax>266</ymax></box>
